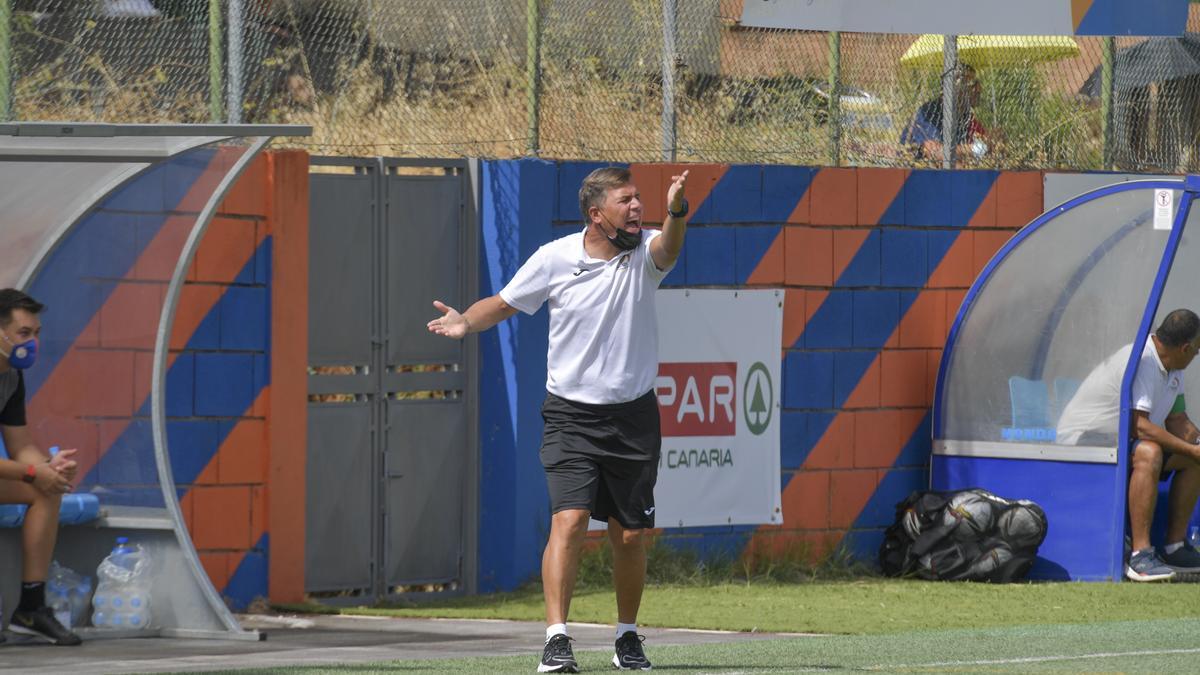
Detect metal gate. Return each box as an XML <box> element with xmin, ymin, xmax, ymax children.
<box><xmin>306</xmin><ymin>157</ymin><xmax>478</xmax><ymax>602</ymax></box>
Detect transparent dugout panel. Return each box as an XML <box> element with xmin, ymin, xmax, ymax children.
<box><xmin>19</xmin><ymin>139</ymin><xmax>257</xmax><ymax>508</ymax></box>
<box><xmin>939</xmin><ymin>185</ymin><xmax>1176</xmax><ymax>448</ymax></box>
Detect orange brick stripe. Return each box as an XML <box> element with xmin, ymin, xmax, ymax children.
<box><xmin>182</xmin><ymin>388</ymin><xmax>270</xmax><ymax>591</ymax></box>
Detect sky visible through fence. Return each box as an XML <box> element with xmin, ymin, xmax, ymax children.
<box><xmin>6</xmin><ymin>0</ymin><xmax>1200</xmax><ymax>172</ymax></box>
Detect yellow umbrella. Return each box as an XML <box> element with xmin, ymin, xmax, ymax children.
<box><xmin>900</xmin><ymin>35</ymin><xmax>1080</xmax><ymax>68</ymax></box>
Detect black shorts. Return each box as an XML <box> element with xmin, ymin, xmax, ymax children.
<box><xmin>540</xmin><ymin>390</ymin><xmax>661</xmax><ymax>529</ymax></box>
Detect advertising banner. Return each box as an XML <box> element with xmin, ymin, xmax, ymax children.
<box><xmin>652</xmin><ymin>289</ymin><xmax>783</xmax><ymax>528</ymax></box>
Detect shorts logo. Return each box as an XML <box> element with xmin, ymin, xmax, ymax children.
<box><xmin>644</xmin><ymin>506</ymin><xmax>655</xmax><ymax>516</ymax></box>
<box><xmin>655</xmin><ymin>362</ymin><xmax>737</xmax><ymax>437</ymax></box>
<box><xmin>743</xmin><ymin>361</ymin><xmax>773</xmax><ymax>436</ymax></box>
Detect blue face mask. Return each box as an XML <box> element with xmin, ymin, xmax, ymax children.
<box><xmin>1</xmin><ymin>334</ymin><xmax>37</xmax><ymax>370</ymax></box>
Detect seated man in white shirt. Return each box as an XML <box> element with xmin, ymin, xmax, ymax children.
<box><xmin>1056</xmin><ymin>309</ymin><xmax>1200</xmax><ymax>581</ymax></box>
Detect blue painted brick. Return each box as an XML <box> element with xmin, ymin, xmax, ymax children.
<box><xmin>881</xmin><ymin>229</ymin><xmax>928</xmax><ymax>287</ymax></box>
<box><xmin>166</xmin><ymin>353</ymin><xmax>195</xmax><ymax>417</ymax></box>
<box><xmin>167</xmin><ymin>419</ymin><xmax>221</xmax><ymax>486</ymax></box>
<box><xmin>96</xmin><ymin>420</ymin><xmax>158</xmax><ymax>486</ymax></box>
<box><xmin>852</xmin><ymin>290</ymin><xmax>899</xmax><ymax>348</ymax></box>
<box><xmin>248</xmin><ymin>235</ymin><xmax>270</xmax><ymax>285</ymax></box>
<box><xmin>223</xmin><ymin>535</ymin><xmax>269</xmax><ymax>610</ymax></box>
<box><xmin>805</xmin><ymin>411</ymin><xmax>836</xmax><ymax>456</ymax></box>
<box><xmin>898</xmin><ymin>290</ymin><xmax>922</xmax><ymax>320</ymax></box>
<box><xmin>163</xmin><ymin>148</ymin><xmax>218</xmax><ymax>211</ymax></box>
<box><xmin>220</xmin><ymin>286</ymin><xmax>269</xmax><ymax>351</ymax></box>
<box><xmin>661</xmin><ymin>246</ymin><xmax>687</xmax><ymax>287</ymax></box>
<box><xmin>784</xmin><ymin>351</ymin><xmax>834</xmax><ymax>409</ymax></box>
<box><xmin>254</xmin><ymin>352</ymin><xmax>270</xmax><ymax>392</ymax></box>
<box><xmin>895</xmin><ymin>412</ymin><xmax>932</xmax><ymax>467</ymax></box>
<box><xmin>858</xmin><ymin>467</ymin><xmax>927</xmax><ymax>529</ymax></box>
<box><xmin>780</xmin><ymin>410</ymin><xmax>807</xmax><ymax>469</ymax></box>
<box><xmin>877</xmin><ymin>180</ymin><xmax>908</xmax><ymax>226</ymax></box>
<box><xmin>834</xmin><ymin>351</ymin><xmax>875</xmax><ymax>405</ymax></box>
<box><xmin>734</xmin><ymin>225</ymin><xmax>780</xmax><ymax>284</ymax></box>
<box><xmin>660</xmin><ymin>528</ymin><xmax>756</xmax><ymax>560</ymax></box>
<box><xmin>951</xmin><ymin>170</ymin><xmax>998</xmax><ymax>226</ymax></box>
<box><xmin>83</xmin><ymin>212</ymin><xmax>140</xmax><ymax>278</ymax></box>
<box><xmin>518</xmin><ymin>160</ymin><xmax>558</xmax><ymax>257</ymax></box>
<box><xmin>713</xmin><ymin>165</ymin><xmax>763</xmax><ymax>223</ymax></box>
<box><xmin>104</xmin><ymin>166</ymin><xmax>166</xmax><ymax>213</ymax></box>
<box><xmin>926</xmin><ymin>229</ymin><xmax>960</xmax><ymax>270</ymax></box>
<box><xmin>842</xmin><ymin>529</ymin><xmax>886</xmax><ymax>564</ymax></box>
<box><xmin>904</xmin><ymin>170</ymin><xmax>953</xmax><ymax>226</ymax></box>
<box><xmin>194</xmin><ymin>353</ymin><xmax>255</xmax><ymax>417</ymax></box>
<box><xmin>686</xmin><ymin>227</ymin><xmax>737</xmax><ymax>285</ymax></box>
<box><xmin>762</xmin><ymin>166</ymin><xmax>815</xmax><ymax>222</ymax></box>
<box><xmin>254</xmin><ymin>234</ymin><xmax>272</xmax><ymax>285</ymax></box>
<box><xmin>556</xmin><ymin>161</ymin><xmax>612</xmax><ymax>221</ymax></box>
<box><xmin>802</xmin><ymin>289</ymin><xmax>852</xmax><ymax>349</ymax></box>
<box><xmin>689</xmin><ymin>191</ymin><xmax>717</xmax><ymax>225</ymax></box>
<box><xmin>188</xmin><ymin>301</ymin><xmax>222</xmax><ymax>350</ymax></box>
<box><xmin>838</xmin><ymin>230</ymin><xmax>881</xmax><ymax>286</ymax></box>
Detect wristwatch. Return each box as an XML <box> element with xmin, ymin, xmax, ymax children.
<box><xmin>668</xmin><ymin>198</ymin><xmax>689</xmax><ymax>218</ymax></box>
<box><xmin>22</xmin><ymin>463</ymin><xmax>35</xmax><ymax>483</ymax></box>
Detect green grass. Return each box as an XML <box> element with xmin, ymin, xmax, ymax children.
<box><xmin>198</xmin><ymin>618</ymin><xmax>1200</xmax><ymax>673</ymax></box>
<box><xmin>278</xmin><ymin>577</ymin><xmax>1200</xmax><ymax>636</ymax></box>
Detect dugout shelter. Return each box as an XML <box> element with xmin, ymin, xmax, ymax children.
<box><xmin>933</xmin><ymin>175</ymin><xmax>1200</xmax><ymax>581</ymax></box>
<box><xmin>0</xmin><ymin>122</ymin><xmax>308</xmax><ymax>639</ymax></box>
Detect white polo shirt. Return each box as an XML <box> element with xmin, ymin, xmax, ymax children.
<box><xmin>500</xmin><ymin>228</ymin><xmax>673</xmax><ymax>405</ymax></box>
<box><xmin>1056</xmin><ymin>337</ymin><xmax>1185</xmax><ymax>444</ymax></box>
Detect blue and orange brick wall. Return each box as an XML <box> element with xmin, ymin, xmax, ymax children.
<box><xmin>29</xmin><ymin>153</ymin><xmax>1045</xmax><ymax>602</ymax></box>
<box><xmin>477</xmin><ymin>159</ymin><xmax>1044</xmax><ymax>591</ymax></box>
<box><xmin>174</xmin><ymin>151</ymin><xmax>307</xmax><ymax>609</ymax></box>
<box><xmin>24</xmin><ymin>148</ymin><xmax>307</xmax><ymax>610</ymax></box>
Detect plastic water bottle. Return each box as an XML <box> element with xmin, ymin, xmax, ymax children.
<box><xmin>125</xmin><ymin>591</ymin><xmax>148</xmax><ymax>628</ymax></box>
<box><xmin>70</xmin><ymin>576</ymin><xmax>92</xmax><ymax>627</ymax></box>
<box><xmin>48</xmin><ymin>580</ymin><xmax>72</xmax><ymax>628</ymax></box>
<box><xmin>92</xmin><ymin>537</ymin><xmax>152</xmax><ymax>630</ymax></box>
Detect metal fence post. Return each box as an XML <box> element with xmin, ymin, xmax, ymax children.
<box><xmin>0</xmin><ymin>0</ymin><xmax>10</xmax><ymax>122</ymax></box>
<box><xmin>227</xmin><ymin>0</ymin><xmax>244</xmax><ymax>124</ymax></box>
<box><xmin>941</xmin><ymin>34</ymin><xmax>958</xmax><ymax>170</ymax></box>
<box><xmin>208</xmin><ymin>0</ymin><xmax>223</xmax><ymax>122</ymax></box>
<box><xmin>526</xmin><ymin>0</ymin><xmax>541</xmax><ymax>156</ymax></box>
<box><xmin>1101</xmin><ymin>36</ymin><xmax>1114</xmax><ymax>171</ymax></box>
<box><xmin>661</xmin><ymin>0</ymin><xmax>678</xmax><ymax>162</ymax></box>
<box><xmin>828</xmin><ymin>31</ymin><xmax>841</xmax><ymax>167</ymax></box>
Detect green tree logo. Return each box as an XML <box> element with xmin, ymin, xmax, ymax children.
<box><xmin>743</xmin><ymin>362</ymin><xmax>773</xmax><ymax>436</ymax></box>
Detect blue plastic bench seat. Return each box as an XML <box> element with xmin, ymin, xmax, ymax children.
<box><xmin>0</xmin><ymin>493</ymin><xmax>101</xmax><ymax>527</ymax></box>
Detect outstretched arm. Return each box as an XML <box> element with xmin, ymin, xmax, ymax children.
<box><xmin>427</xmin><ymin>295</ymin><xmax>519</xmax><ymax>340</ymax></box>
<box><xmin>650</xmin><ymin>170</ymin><xmax>689</xmax><ymax>271</ymax></box>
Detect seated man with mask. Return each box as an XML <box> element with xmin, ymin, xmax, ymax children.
<box><xmin>0</xmin><ymin>288</ymin><xmax>81</xmax><ymax>644</ymax></box>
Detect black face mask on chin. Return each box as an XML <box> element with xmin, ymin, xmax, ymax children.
<box><xmin>607</xmin><ymin>226</ymin><xmax>643</xmax><ymax>251</ymax></box>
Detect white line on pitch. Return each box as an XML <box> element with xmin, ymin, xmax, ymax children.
<box><xmin>870</xmin><ymin>647</ymin><xmax>1200</xmax><ymax>671</ymax></box>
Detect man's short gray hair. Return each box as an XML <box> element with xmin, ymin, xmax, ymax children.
<box><xmin>578</xmin><ymin>166</ymin><xmax>631</xmax><ymax>222</ymax></box>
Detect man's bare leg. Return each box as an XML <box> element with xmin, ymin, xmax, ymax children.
<box><xmin>543</xmin><ymin>508</ymin><xmax>590</xmax><ymax>626</ymax></box>
<box><xmin>0</xmin><ymin>480</ymin><xmax>61</xmax><ymax>582</ymax></box>
<box><xmin>608</xmin><ymin>518</ymin><xmax>647</xmax><ymax>625</ymax></box>
<box><xmin>1165</xmin><ymin>456</ymin><xmax>1200</xmax><ymax>545</ymax></box>
<box><xmin>1129</xmin><ymin>441</ymin><xmax>1165</xmax><ymax>552</ymax></box>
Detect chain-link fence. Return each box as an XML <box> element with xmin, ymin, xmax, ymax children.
<box><xmin>4</xmin><ymin>0</ymin><xmax>1200</xmax><ymax>171</ymax></box>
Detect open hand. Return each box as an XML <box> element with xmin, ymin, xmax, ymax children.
<box><xmin>427</xmin><ymin>300</ymin><xmax>469</xmax><ymax>340</ymax></box>
<box><xmin>667</xmin><ymin>170</ymin><xmax>689</xmax><ymax>214</ymax></box>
